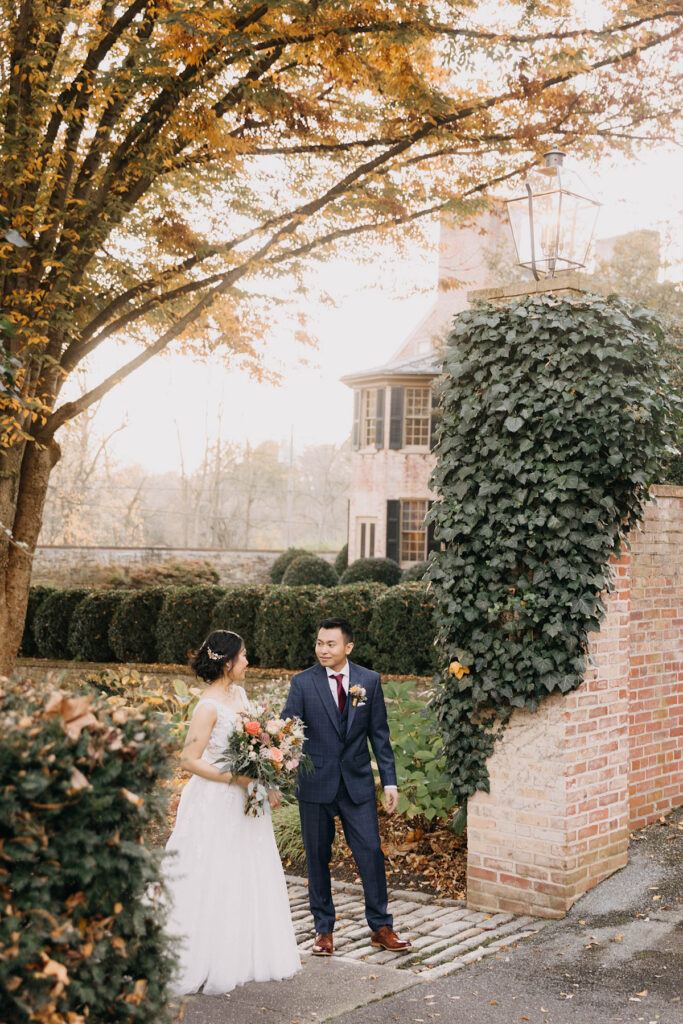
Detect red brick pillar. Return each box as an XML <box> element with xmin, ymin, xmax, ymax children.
<box><xmin>466</xmin><ymin>558</ymin><xmax>632</xmax><ymax>918</ymax></box>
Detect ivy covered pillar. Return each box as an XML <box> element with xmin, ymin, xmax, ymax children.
<box><xmin>427</xmin><ymin>282</ymin><xmax>680</xmax><ymax>919</ymax></box>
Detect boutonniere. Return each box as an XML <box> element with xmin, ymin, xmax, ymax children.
<box><xmin>349</xmin><ymin>685</ymin><xmax>367</xmax><ymax>707</ymax></box>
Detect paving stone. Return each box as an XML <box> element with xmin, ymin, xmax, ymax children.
<box><xmin>479</xmin><ymin>912</ymin><xmax>514</xmax><ymax>930</ymax></box>
<box><xmin>431</xmin><ymin>919</ymin><xmax>483</xmax><ymax>938</ymax></box>
<box><xmin>420</xmin><ymin>958</ymin><xmax>467</xmax><ymax>980</ymax></box>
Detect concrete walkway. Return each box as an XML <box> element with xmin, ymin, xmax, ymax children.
<box><xmin>176</xmin><ymin>806</ymin><xmax>682</xmax><ymax>1024</ymax></box>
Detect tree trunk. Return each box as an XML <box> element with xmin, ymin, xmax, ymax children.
<box><xmin>0</xmin><ymin>439</ymin><xmax>60</xmax><ymax>676</ymax></box>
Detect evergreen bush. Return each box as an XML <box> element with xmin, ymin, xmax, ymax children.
<box><xmin>19</xmin><ymin>585</ymin><xmax>56</xmax><ymax>657</ymax></box>
<box><xmin>0</xmin><ymin>677</ymin><xmax>176</xmax><ymax>1024</ymax></box>
<box><xmin>401</xmin><ymin>560</ymin><xmax>429</xmax><ymax>581</ymax></box>
<box><xmin>340</xmin><ymin>556</ymin><xmax>402</xmax><ymax>586</ymax></box>
<box><xmin>369</xmin><ymin>582</ymin><xmax>436</xmax><ymax>676</ymax></box>
<box><xmin>210</xmin><ymin>585</ymin><xmax>267</xmax><ymax>665</ymax></box>
<box><xmin>33</xmin><ymin>588</ymin><xmax>91</xmax><ymax>660</ymax></box>
<box><xmin>333</xmin><ymin>543</ymin><xmax>348</xmax><ymax>577</ymax></box>
<box><xmin>98</xmin><ymin>557</ymin><xmax>220</xmax><ymax>590</ymax></box>
<box><xmin>428</xmin><ymin>293</ymin><xmax>680</xmax><ymax>808</ymax></box>
<box><xmin>254</xmin><ymin>585</ymin><xmax>323</xmax><ymax>669</ymax></box>
<box><xmin>270</xmin><ymin>547</ymin><xmax>310</xmax><ymax>583</ymax></box>
<box><xmin>314</xmin><ymin>582</ymin><xmax>386</xmax><ymax>668</ymax></box>
<box><xmin>282</xmin><ymin>554</ymin><xmax>338</xmax><ymax>588</ymax></box>
<box><xmin>68</xmin><ymin>590</ymin><xmax>127</xmax><ymax>662</ymax></box>
<box><xmin>155</xmin><ymin>585</ymin><xmax>224</xmax><ymax>664</ymax></box>
<box><xmin>109</xmin><ymin>588</ymin><xmax>167</xmax><ymax>663</ymax></box>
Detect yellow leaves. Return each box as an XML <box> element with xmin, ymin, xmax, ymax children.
<box><xmin>120</xmin><ymin>788</ymin><xmax>144</xmax><ymax>807</ymax></box>
<box><xmin>448</xmin><ymin>660</ymin><xmax>470</xmax><ymax>680</ymax></box>
<box><xmin>124</xmin><ymin>979</ymin><xmax>148</xmax><ymax>1005</ymax></box>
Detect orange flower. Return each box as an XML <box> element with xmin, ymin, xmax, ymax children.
<box><xmin>245</xmin><ymin>720</ymin><xmax>260</xmax><ymax>735</ymax></box>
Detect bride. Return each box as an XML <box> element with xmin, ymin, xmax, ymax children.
<box><xmin>163</xmin><ymin>629</ymin><xmax>301</xmax><ymax>995</ymax></box>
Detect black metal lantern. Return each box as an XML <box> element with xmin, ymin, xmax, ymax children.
<box><xmin>505</xmin><ymin>150</ymin><xmax>600</xmax><ymax>280</ymax></box>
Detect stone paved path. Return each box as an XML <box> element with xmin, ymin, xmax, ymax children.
<box><xmin>286</xmin><ymin>875</ymin><xmax>545</xmax><ymax>981</ymax></box>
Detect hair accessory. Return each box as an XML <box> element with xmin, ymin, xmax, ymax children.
<box><xmin>206</xmin><ymin>646</ymin><xmax>222</xmax><ymax>661</ymax></box>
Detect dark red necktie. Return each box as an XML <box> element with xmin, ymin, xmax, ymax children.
<box><xmin>333</xmin><ymin>673</ymin><xmax>346</xmax><ymax>713</ymax></box>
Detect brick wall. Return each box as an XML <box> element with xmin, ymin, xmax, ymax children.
<box><xmin>467</xmin><ymin>487</ymin><xmax>682</xmax><ymax>918</ymax></box>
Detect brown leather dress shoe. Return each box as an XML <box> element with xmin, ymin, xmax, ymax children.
<box><xmin>312</xmin><ymin>932</ymin><xmax>334</xmax><ymax>956</ymax></box>
<box><xmin>370</xmin><ymin>926</ymin><xmax>412</xmax><ymax>952</ymax></box>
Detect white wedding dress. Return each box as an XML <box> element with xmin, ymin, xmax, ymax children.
<box><xmin>163</xmin><ymin>691</ymin><xmax>301</xmax><ymax>995</ymax></box>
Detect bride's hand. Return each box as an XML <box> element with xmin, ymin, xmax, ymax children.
<box><xmin>268</xmin><ymin>788</ymin><xmax>282</xmax><ymax>810</ymax></box>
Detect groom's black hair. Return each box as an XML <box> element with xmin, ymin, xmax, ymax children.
<box><xmin>319</xmin><ymin>617</ymin><xmax>354</xmax><ymax>643</ymax></box>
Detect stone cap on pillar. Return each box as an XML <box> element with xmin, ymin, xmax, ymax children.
<box><xmin>467</xmin><ymin>272</ymin><xmax>612</xmax><ymax>307</ymax></box>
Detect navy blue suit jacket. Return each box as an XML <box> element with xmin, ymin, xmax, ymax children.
<box><xmin>282</xmin><ymin>661</ymin><xmax>397</xmax><ymax>804</ymax></box>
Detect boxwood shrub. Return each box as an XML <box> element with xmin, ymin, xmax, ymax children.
<box><xmin>109</xmin><ymin>587</ymin><xmax>168</xmax><ymax>663</ymax></box>
<box><xmin>33</xmin><ymin>588</ymin><xmax>91</xmax><ymax>660</ymax></box>
<box><xmin>282</xmin><ymin>554</ymin><xmax>337</xmax><ymax>588</ymax></box>
<box><xmin>0</xmin><ymin>676</ymin><xmax>176</xmax><ymax>1023</ymax></box>
<box><xmin>340</xmin><ymin>556</ymin><xmax>402</xmax><ymax>586</ymax></box>
<box><xmin>68</xmin><ymin>590</ymin><xmax>127</xmax><ymax>662</ymax></box>
<box><xmin>156</xmin><ymin>585</ymin><xmax>224</xmax><ymax>664</ymax></box>
<box><xmin>334</xmin><ymin>543</ymin><xmax>348</xmax><ymax>577</ymax></box>
<box><xmin>315</xmin><ymin>582</ymin><xmax>386</xmax><ymax>668</ymax></box>
<box><xmin>270</xmin><ymin>547</ymin><xmax>310</xmax><ymax>583</ymax></box>
<box><xmin>369</xmin><ymin>582</ymin><xmax>437</xmax><ymax>676</ymax></box>
<box><xmin>255</xmin><ymin>585</ymin><xmax>323</xmax><ymax>670</ymax></box>
<box><xmin>210</xmin><ymin>585</ymin><xmax>268</xmax><ymax>665</ymax></box>
<box><xmin>19</xmin><ymin>585</ymin><xmax>56</xmax><ymax>657</ymax></box>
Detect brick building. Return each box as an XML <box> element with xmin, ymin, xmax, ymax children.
<box><xmin>342</xmin><ymin>211</ymin><xmax>506</xmax><ymax>566</ymax></box>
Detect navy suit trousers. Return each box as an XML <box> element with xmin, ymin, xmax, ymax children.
<box><xmin>299</xmin><ymin>777</ymin><xmax>392</xmax><ymax>934</ymax></box>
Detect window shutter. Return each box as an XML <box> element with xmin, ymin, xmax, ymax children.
<box><xmin>352</xmin><ymin>390</ymin><xmax>361</xmax><ymax>450</ymax></box>
<box><xmin>426</xmin><ymin>500</ymin><xmax>439</xmax><ymax>553</ymax></box>
<box><xmin>386</xmin><ymin>500</ymin><xmax>400</xmax><ymax>562</ymax></box>
<box><xmin>430</xmin><ymin>389</ymin><xmax>440</xmax><ymax>450</ymax></box>
<box><xmin>389</xmin><ymin>386</ymin><xmax>404</xmax><ymax>449</ymax></box>
<box><xmin>375</xmin><ymin>387</ymin><xmax>385</xmax><ymax>448</ymax></box>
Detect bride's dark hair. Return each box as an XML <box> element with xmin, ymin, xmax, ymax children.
<box><xmin>190</xmin><ymin>630</ymin><xmax>243</xmax><ymax>683</ymax></box>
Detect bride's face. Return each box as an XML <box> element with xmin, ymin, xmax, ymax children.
<box><xmin>227</xmin><ymin>646</ymin><xmax>248</xmax><ymax>681</ymax></box>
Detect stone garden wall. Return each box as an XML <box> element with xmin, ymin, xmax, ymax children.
<box><xmin>466</xmin><ymin>486</ymin><xmax>683</xmax><ymax>918</ymax></box>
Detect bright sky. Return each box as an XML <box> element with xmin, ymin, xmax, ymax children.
<box><xmin>74</xmin><ymin>146</ymin><xmax>682</xmax><ymax>474</ymax></box>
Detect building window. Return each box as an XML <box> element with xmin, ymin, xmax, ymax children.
<box><xmin>361</xmin><ymin>388</ymin><xmax>378</xmax><ymax>447</ymax></box>
<box><xmin>400</xmin><ymin>500</ymin><xmax>428</xmax><ymax>562</ymax></box>
<box><xmin>404</xmin><ymin>387</ymin><xmax>431</xmax><ymax>446</ymax></box>
<box><xmin>359</xmin><ymin>520</ymin><xmax>376</xmax><ymax>558</ymax></box>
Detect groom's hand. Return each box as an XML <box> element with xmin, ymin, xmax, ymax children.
<box><xmin>384</xmin><ymin>786</ymin><xmax>399</xmax><ymax>815</ymax></box>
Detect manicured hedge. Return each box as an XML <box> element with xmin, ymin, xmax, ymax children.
<box><xmin>68</xmin><ymin>590</ymin><xmax>126</xmax><ymax>662</ymax></box>
<box><xmin>340</xmin><ymin>556</ymin><xmax>402</xmax><ymax>586</ymax></box>
<box><xmin>270</xmin><ymin>547</ymin><xmax>310</xmax><ymax>583</ymax></box>
<box><xmin>282</xmin><ymin>554</ymin><xmax>337</xmax><ymax>588</ymax></box>
<box><xmin>314</xmin><ymin>582</ymin><xmax>386</xmax><ymax>668</ymax></box>
<box><xmin>0</xmin><ymin>677</ymin><xmax>176</xmax><ymax>1023</ymax></box>
<box><xmin>254</xmin><ymin>585</ymin><xmax>323</xmax><ymax>670</ymax></box>
<box><xmin>155</xmin><ymin>585</ymin><xmax>225</xmax><ymax>664</ymax></box>
<box><xmin>334</xmin><ymin>543</ymin><xmax>348</xmax><ymax>576</ymax></box>
<box><xmin>369</xmin><ymin>582</ymin><xmax>437</xmax><ymax>676</ymax></box>
<box><xmin>19</xmin><ymin>584</ymin><xmax>55</xmax><ymax>656</ymax></box>
<box><xmin>109</xmin><ymin>587</ymin><xmax>167</xmax><ymax>663</ymax></box>
<box><xmin>210</xmin><ymin>585</ymin><xmax>267</xmax><ymax>665</ymax></box>
<box><xmin>33</xmin><ymin>588</ymin><xmax>91</xmax><ymax>660</ymax></box>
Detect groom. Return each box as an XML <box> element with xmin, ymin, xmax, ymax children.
<box><xmin>282</xmin><ymin>617</ymin><xmax>411</xmax><ymax>956</ymax></box>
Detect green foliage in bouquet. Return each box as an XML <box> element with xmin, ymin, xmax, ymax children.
<box><xmin>340</xmin><ymin>557</ymin><xmax>402</xmax><ymax>586</ymax></box>
<box><xmin>369</xmin><ymin>583</ymin><xmax>437</xmax><ymax>675</ymax></box>
<box><xmin>68</xmin><ymin>590</ymin><xmax>127</xmax><ymax>662</ymax></box>
<box><xmin>155</xmin><ymin>585</ymin><xmax>224</xmax><ymax>664</ymax></box>
<box><xmin>19</xmin><ymin>585</ymin><xmax>56</xmax><ymax>657</ymax></box>
<box><xmin>428</xmin><ymin>293</ymin><xmax>680</xmax><ymax>808</ymax></box>
<box><xmin>255</xmin><ymin>585</ymin><xmax>323</xmax><ymax>669</ymax></box>
<box><xmin>109</xmin><ymin>588</ymin><xmax>167</xmax><ymax>663</ymax></box>
<box><xmin>210</xmin><ymin>585</ymin><xmax>268</xmax><ymax>665</ymax></box>
<box><xmin>382</xmin><ymin>681</ymin><xmax>457</xmax><ymax>823</ymax></box>
<box><xmin>282</xmin><ymin>554</ymin><xmax>338</xmax><ymax>588</ymax></box>
<box><xmin>315</xmin><ymin>582</ymin><xmax>386</xmax><ymax>668</ymax></box>
<box><xmin>33</xmin><ymin>588</ymin><xmax>91</xmax><ymax>660</ymax></box>
<box><xmin>0</xmin><ymin>677</ymin><xmax>176</xmax><ymax>1024</ymax></box>
<box><xmin>270</xmin><ymin>547</ymin><xmax>310</xmax><ymax>584</ymax></box>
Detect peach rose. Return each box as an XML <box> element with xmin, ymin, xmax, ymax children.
<box><xmin>266</xmin><ymin>747</ymin><xmax>284</xmax><ymax>763</ymax></box>
<box><xmin>285</xmin><ymin>759</ymin><xmax>299</xmax><ymax>771</ymax></box>
<box><xmin>245</xmin><ymin>720</ymin><xmax>260</xmax><ymax>736</ymax></box>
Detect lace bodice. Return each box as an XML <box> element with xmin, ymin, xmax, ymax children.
<box><xmin>196</xmin><ymin>689</ymin><xmax>246</xmax><ymax>765</ymax></box>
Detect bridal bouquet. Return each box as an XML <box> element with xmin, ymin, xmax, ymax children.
<box><xmin>218</xmin><ymin>700</ymin><xmax>310</xmax><ymax>816</ymax></box>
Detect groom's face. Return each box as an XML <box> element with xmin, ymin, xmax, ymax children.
<box><xmin>315</xmin><ymin>628</ymin><xmax>353</xmax><ymax>672</ymax></box>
